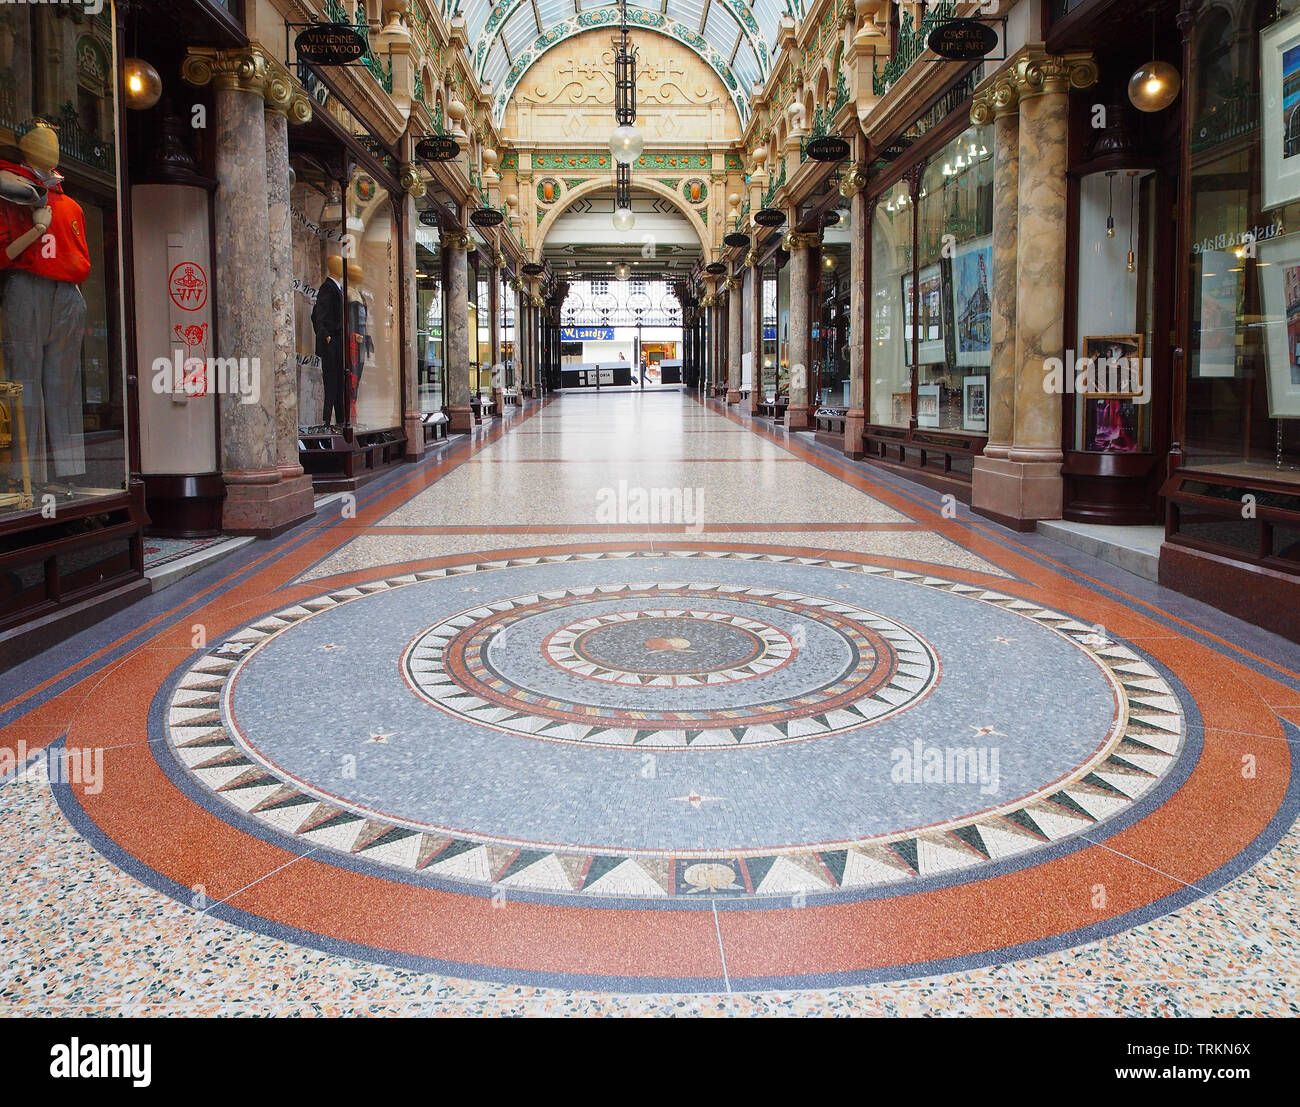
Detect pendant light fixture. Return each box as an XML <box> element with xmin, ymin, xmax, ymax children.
<box><xmin>1106</xmin><ymin>170</ymin><xmax>1117</xmax><ymax>238</ymax></box>
<box><xmin>1128</xmin><ymin>10</ymin><xmax>1181</xmax><ymax>113</ymax></box>
<box><xmin>1127</xmin><ymin>171</ymin><xmax>1138</xmax><ymax>274</ymax></box>
<box><xmin>610</xmin><ymin>0</ymin><xmax>639</xmax><ymax>229</ymax></box>
<box><xmin>122</xmin><ymin>11</ymin><xmax>162</xmax><ymax>111</ymax></box>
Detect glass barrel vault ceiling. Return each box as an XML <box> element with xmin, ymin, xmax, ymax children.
<box><xmin>454</xmin><ymin>0</ymin><xmax>794</xmax><ymax>106</ymax></box>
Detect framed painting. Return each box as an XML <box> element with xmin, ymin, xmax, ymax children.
<box><xmin>1262</xmin><ymin>11</ymin><xmax>1300</xmax><ymax>211</ymax></box>
<box><xmin>951</xmin><ymin>237</ymin><xmax>993</xmax><ymax>367</ymax></box>
<box><xmin>1256</xmin><ymin>234</ymin><xmax>1300</xmax><ymax>417</ymax></box>
<box><xmin>962</xmin><ymin>375</ymin><xmax>988</xmax><ymax>432</ymax></box>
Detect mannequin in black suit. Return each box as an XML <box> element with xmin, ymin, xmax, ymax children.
<box><xmin>311</xmin><ymin>255</ymin><xmax>345</xmax><ymax>427</ymax></box>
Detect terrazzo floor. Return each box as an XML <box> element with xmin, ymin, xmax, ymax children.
<box><xmin>1</xmin><ymin>391</ymin><xmax>1297</xmax><ymax>1015</ymax></box>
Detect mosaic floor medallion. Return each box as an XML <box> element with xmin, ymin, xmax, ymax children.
<box><xmin>159</xmin><ymin>550</ymin><xmax>1189</xmax><ymax>904</ymax></box>
<box><xmin>402</xmin><ymin>583</ymin><xmax>939</xmax><ymax>746</ymax></box>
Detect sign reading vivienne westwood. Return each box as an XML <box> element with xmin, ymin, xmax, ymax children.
<box><xmin>292</xmin><ymin>206</ymin><xmax>348</xmax><ymax>243</ymax></box>
<box><xmin>296</xmin><ymin>23</ymin><xmax>367</xmax><ymax>66</ymax></box>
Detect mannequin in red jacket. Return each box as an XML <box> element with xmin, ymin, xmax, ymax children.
<box><xmin>0</xmin><ymin>122</ymin><xmax>91</xmax><ymax>487</ymax></box>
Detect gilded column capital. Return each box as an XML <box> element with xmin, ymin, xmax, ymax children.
<box><xmin>838</xmin><ymin>163</ymin><xmax>866</xmax><ymax>198</ymax></box>
<box><xmin>183</xmin><ymin>46</ymin><xmax>312</xmax><ymax>124</ymax></box>
<box><xmin>494</xmin><ymin>251</ymin><xmax>508</xmax><ymax>269</ymax></box>
<box><xmin>443</xmin><ymin>230</ymin><xmax>475</xmax><ymax>251</ymax></box>
<box><xmin>399</xmin><ymin>163</ymin><xmax>426</xmax><ymax>197</ymax></box>
<box><xmin>743</xmin><ymin>248</ymin><xmax>759</xmax><ymax>268</ymax></box>
<box><xmin>971</xmin><ymin>73</ymin><xmax>1020</xmax><ymax>124</ymax></box>
<box><xmin>782</xmin><ymin>229</ymin><xmax>820</xmax><ymax>251</ymax></box>
<box><xmin>511</xmin><ymin>277</ymin><xmax>524</xmax><ymax>291</ymax></box>
<box><xmin>1011</xmin><ymin>48</ymin><xmax>1099</xmax><ymax>101</ymax></box>
<box><xmin>722</xmin><ymin>275</ymin><xmax>739</xmax><ymax>292</ymax></box>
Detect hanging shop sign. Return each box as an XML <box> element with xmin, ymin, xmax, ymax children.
<box><xmin>470</xmin><ymin>206</ymin><xmax>504</xmax><ymax>227</ymax></box>
<box><xmin>806</xmin><ymin>136</ymin><xmax>851</xmax><ymax>163</ymax></box>
<box><xmin>522</xmin><ymin>261</ymin><xmax>546</xmax><ymax>276</ymax></box>
<box><xmin>562</xmin><ymin>327</ymin><xmax>615</xmax><ymax>341</ymax></box>
<box><xmin>754</xmin><ymin>208</ymin><xmax>786</xmax><ymax>227</ymax></box>
<box><xmin>295</xmin><ymin>23</ymin><xmax>367</xmax><ymax>66</ymax></box>
<box><xmin>705</xmin><ymin>261</ymin><xmax>727</xmax><ymax>275</ymax></box>
<box><xmin>926</xmin><ymin>19</ymin><xmax>999</xmax><ymax>61</ymax></box>
<box><xmin>415</xmin><ymin>135</ymin><xmax>461</xmax><ymax>162</ymax></box>
<box><xmin>418</xmin><ymin>208</ymin><xmax>443</xmax><ymax>228</ymax></box>
<box><xmin>723</xmin><ymin>231</ymin><xmax>751</xmax><ymax>248</ymax></box>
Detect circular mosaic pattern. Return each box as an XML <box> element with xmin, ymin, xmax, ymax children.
<box><xmin>556</xmin><ymin>611</ymin><xmax>785</xmax><ymax>682</ymax></box>
<box><xmin>401</xmin><ymin>583</ymin><xmax>938</xmax><ymax>747</ymax></box>
<box><xmin>158</xmin><ymin>552</ymin><xmax>1190</xmax><ymax>907</ymax></box>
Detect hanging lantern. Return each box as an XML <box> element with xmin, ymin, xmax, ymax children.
<box><xmin>123</xmin><ymin>57</ymin><xmax>162</xmax><ymax>111</ymax></box>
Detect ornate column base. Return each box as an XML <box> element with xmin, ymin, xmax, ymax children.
<box><xmin>844</xmin><ymin>409</ymin><xmax>866</xmax><ymax>458</ymax></box>
<box><xmin>726</xmin><ymin>389</ymin><xmax>741</xmax><ymax>404</ymax></box>
<box><xmin>971</xmin><ymin>456</ymin><xmax>1062</xmax><ymax>530</ymax></box>
<box><xmin>785</xmin><ymin>403</ymin><xmax>812</xmax><ymax>431</ymax></box>
<box><xmin>277</xmin><ymin>463</ymin><xmax>304</xmax><ymax>480</ymax></box>
<box><xmin>222</xmin><ymin>469</ymin><xmax>314</xmax><ymax>535</ymax></box>
<box><xmin>448</xmin><ymin>405</ymin><xmax>475</xmax><ymax>434</ymax></box>
<box><xmin>403</xmin><ymin>412</ymin><xmax>427</xmax><ymax>461</ymax></box>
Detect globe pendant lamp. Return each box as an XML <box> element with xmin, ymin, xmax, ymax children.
<box><xmin>1128</xmin><ymin>13</ymin><xmax>1180</xmax><ymax>113</ymax></box>
<box><xmin>123</xmin><ymin>57</ymin><xmax>163</xmax><ymax>110</ymax></box>
<box><xmin>610</xmin><ymin>124</ymin><xmax>643</xmax><ymax>165</ymax></box>
<box><xmin>613</xmin><ymin>206</ymin><xmax>635</xmax><ymax>231</ymax></box>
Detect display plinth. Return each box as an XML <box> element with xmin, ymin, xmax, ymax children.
<box><xmin>298</xmin><ymin>426</ymin><xmax>408</xmax><ymax>493</ymax></box>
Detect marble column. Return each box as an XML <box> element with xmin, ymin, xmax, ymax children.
<box><xmin>183</xmin><ymin>47</ymin><xmax>314</xmax><ymax>535</ymax></box>
<box><xmin>971</xmin><ymin>49</ymin><xmax>1097</xmax><ymax>526</ymax></box>
<box><xmin>445</xmin><ymin>232</ymin><xmax>473</xmax><ymax>433</ymax></box>
<box><xmin>726</xmin><ymin>277</ymin><xmax>742</xmax><ymax>403</ymax></box>
<box><xmin>264</xmin><ymin>107</ymin><xmax>301</xmax><ymax>480</ymax></box>
<box><xmin>399</xmin><ymin>181</ymin><xmax>424</xmax><ymax>460</ymax></box>
<box><xmin>784</xmin><ymin>229</ymin><xmax>819</xmax><ymax>431</ymax></box>
<box><xmin>844</xmin><ymin>170</ymin><xmax>868</xmax><ymax>458</ymax></box>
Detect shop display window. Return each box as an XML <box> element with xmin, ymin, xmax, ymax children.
<box><xmin>499</xmin><ymin>272</ymin><xmax>515</xmax><ymax>390</ymax></box>
<box><xmin>0</xmin><ymin>5</ymin><xmax>125</xmax><ymax>516</ymax></box>
<box><xmin>476</xmin><ymin>267</ymin><xmax>491</xmax><ymax>396</ymax></box>
<box><xmin>818</xmin><ymin>202</ymin><xmax>852</xmax><ymax>408</ymax></box>
<box><xmin>1184</xmin><ymin>0</ymin><xmax>1300</xmax><ymax>483</ymax></box>
<box><xmin>291</xmin><ymin>164</ymin><xmax>400</xmax><ymax>432</ymax></box>
<box><xmin>870</xmin><ymin>180</ymin><xmax>913</xmax><ymax>427</ymax></box>
<box><xmin>761</xmin><ymin>269</ymin><xmax>777</xmax><ymax>398</ymax></box>
<box><xmin>777</xmin><ymin>257</ymin><xmax>791</xmax><ymax>396</ymax></box>
<box><xmin>416</xmin><ymin>224</ymin><xmax>444</xmax><ymax>413</ymax></box>
<box><xmin>1073</xmin><ymin>168</ymin><xmax>1156</xmax><ymax>454</ymax></box>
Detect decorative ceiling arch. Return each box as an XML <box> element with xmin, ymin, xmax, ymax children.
<box><xmin>535</xmin><ymin>177</ymin><xmax>710</xmax><ymax>263</ymax></box>
<box><xmin>471</xmin><ymin>0</ymin><xmax>772</xmax><ymax>91</ymax></box>
<box><xmin>490</xmin><ymin>11</ymin><xmax>751</xmax><ymax>127</ymax></box>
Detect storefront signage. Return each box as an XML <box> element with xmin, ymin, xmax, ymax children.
<box><xmin>470</xmin><ymin>206</ymin><xmax>504</xmax><ymax>227</ymax></box>
<box><xmin>292</xmin><ymin>278</ymin><xmax>319</xmax><ymax>303</ymax></box>
<box><xmin>297</xmin><ymin>353</ymin><xmax>322</xmax><ymax>370</ymax></box>
<box><xmin>291</xmin><ymin>206</ymin><xmax>348</xmax><ymax>243</ymax></box>
<box><xmin>522</xmin><ymin>261</ymin><xmax>546</xmax><ymax>276</ymax></box>
<box><xmin>418</xmin><ymin>208</ymin><xmax>443</xmax><ymax>228</ymax></box>
<box><xmin>754</xmin><ymin>208</ymin><xmax>786</xmax><ymax>227</ymax></box>
<box><xmin>168</xmin><ymin>262</ymin><xmax>207</xmax><ymax>311</ymax></box>
<box><xmin>295</xmin><ymin>23</ymin><xmax>367</xmax><ymax>66</ymax></box>
<box><xmin>705</xmin><ymin>262</ymin><xmax>727</xmax><ymax>275</ymax></box>
<box><xmin>926</xmin><ymin>19</ymin><xmax>999</xmax><ymax>61</ymax></box>
<box><xmin>806</xmin><ymin>136</ymin><xmax>850</xmax><ymax>163</ymax></box>
<box><xmin>415</xmin><ymin>135</ymin><xmax>461</xmax><ymax>162</ymax></box>
<box><xmin>723</xmin><ymin>231</ymin><xmax>751</xmax><ymax>248</ymax></box>
<box><xmin>1191</xmin><ymin>222</ymin><xmax>1284</xmax><ymax>254</ymax></box>
<box><xmin>562</xmin><ymin>327</ymin><xmax>614</xmax><ymax>341</ymax></box>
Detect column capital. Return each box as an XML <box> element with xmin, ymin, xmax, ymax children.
<box><xmin>782</xmin><ymin>229</ymin><xmax>820</xmax><ymax>251</ymax></box>
<box><xmin>838</xmin><ymin>163</ymin><xmax>867</xmax><ymax>198</ymax></box>
<box><xmin>970</xmin><ymin>73</ymin><xmax>1020</xmax><ymax>124</ymax></box>
<box><xmin>1012</xmin><ymin>47</ymin><xmax>1099</xmax><ymax>102</ymax></box>
<box><xmin>443</xmin><ymin>230</ymin><xmax>475</xmax><ymax>251</ymax></box>
<box><xmin>743</xmin><ymin>247</ymin><xmax>759</xmax><ymax>268</ymax></box>
<box><xmin>182</xmin><ymin>46</ymin><xmax>312</xmax><ymax>124</ymax></box>
<box><xmin>399</xmin><ymin>163</ymin><xmax>426</xmax><ymax>197</ymax></box>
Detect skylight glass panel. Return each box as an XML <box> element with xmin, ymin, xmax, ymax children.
<box><xmin>483</xmin><ymin>40</ymin><xmax>511</xmax><ymax>92</ymax></box>
<box><xmin>502</xmin><ymin>6</ymin><xmax>540</xmax><ymax>56</ymax></box>
<box><xmin>666</xmin><ymin>0</ymin><xmax>707</xmax><ymax>29</ymax></box>
<box><xmin>731</xmin><ymin>39</ymin><xmax>760</xmax><ymax>92</ymax></box>
<box><xmin>703</xmin><ymin>5</ymin><xmax>742</xmax><ymax>56</ymax></box>
<box><xmin>751</xmin><ymin>0</ymin><xmax>785</xmax><ymax>48</ymax></box>
<box><xmin>536</xmin><ymin>0</ymin><xmax>572</xmax><ymax>25</ymax></box>
<box><xmin>460</xmin><ymin>0</ymin><xmax>495</xmax><ymax>43</ymax></box>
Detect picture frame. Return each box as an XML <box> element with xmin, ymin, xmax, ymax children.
<box><xmin>1081</xmin><ymin>397</ymin><xmax>1147</xmax><ymax>454</ymax></box>
<box><xmin>903</xmin><ymin>263</ymin><xmax>946</xmax><ymax>365</ymax></box>
<box><xmin>951</xmin><ymin>237</ymin><xmax>993</xmax><ymax>367</ymax></box>
<box><xmin>962</xmin><ymin>375</ymin><xmax>988</xmax><ymax>432</ymax></box>
<box><xmin>1257</xmin><ymin>233</ymin><xmax>1300</xmax><ymax>418</ymax></box>
<box><xmin>891</xmin><ymin>391</ymin><xmax>911</xmax><ymax>425</ymax></box>
<box><xmin>1080</xmin><ymin>334</ymin><xmax>1145</xmax><ymax>397</ymax></box>
<box><xmin>1261</xmin><ymin>11</ymin><xmax>1300</xmax><ymax>211</ymax></box>
<box><xmin>916</xmin><ymin>383</ymin><xmax>941</xmax><ymax>428</ymax></box>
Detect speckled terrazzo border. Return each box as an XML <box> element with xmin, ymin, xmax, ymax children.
<box><xmin>148</xmin><ymin>549</ymin><xmax>1189</xmax><ymax>906</ymax></box>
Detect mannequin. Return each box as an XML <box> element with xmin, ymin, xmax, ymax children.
<box><xmin>0</xmin><ymin>122</ymin><xmax>91</xmax><ymax>489</ymax></box>
<box><xmin>311</xmin><ymin>254</ymin><xmax>345</xmax><ymax>427</ymax></box>
<box><xmin>345</xmin><ymin>260</ymin><xmax>371</xmax><ymax>422</ymax></box>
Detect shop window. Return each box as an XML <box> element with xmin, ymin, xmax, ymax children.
<box><xmin>761</xmin><ymin>269</ymin><xmax>778</xmax><ymax>399</ymax></box>
<box><xmin>1183</xmin><ymin>0</ymin><xmax>1300</xmax><ymax>484</ymax></box>
<box><xmin>415</xmin><ymin>225</ymin><xmax>443</xmax><ymax>413</ymax></box>
<box><xmin>1073</xmin><ymin>169</ymin><xmax>1156</xmax><ymax>453</ymax></box>
<box><xmin>777</xmin><ymin>257</ymin><xmax>791</xmax><ymax>397</ymax></box>
<box><xmin>870</xmin><ymin>180</ymin><xmax>914</xmax><ymax>427</ymax></box>
<box><xmin>0</xmin><ymin>6</ymin><xmax>125</xmax><ymax>519</ymax></box>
